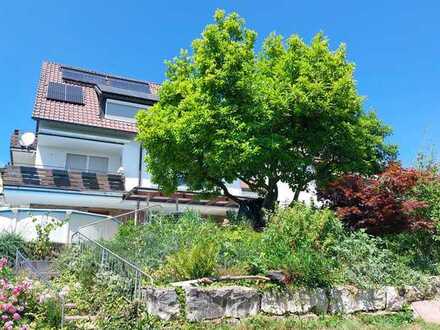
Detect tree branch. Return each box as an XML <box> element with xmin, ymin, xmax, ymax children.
<box><xmin>216</xmin><ymin>180</ymin><xmax>242</xmax><ymax>204</ymax></box>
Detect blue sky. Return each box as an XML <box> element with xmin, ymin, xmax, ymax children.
<box><xmin>0</xmin><ymin>1</ymin><xmax>438</xmax><ymax>166</ymax></box>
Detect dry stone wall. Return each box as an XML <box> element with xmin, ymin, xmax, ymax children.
<box><xmin>140</xmin><ymin>276</ymin><xmax>440</xmax><ymax>322</ymax></box>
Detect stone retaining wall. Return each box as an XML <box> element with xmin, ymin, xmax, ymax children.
<box><xmin>140</xmin><ymin>276</ymin><xmax>440</xmax><ymax>321</ymax></box>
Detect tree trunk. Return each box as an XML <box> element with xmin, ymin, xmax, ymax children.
<box><xmin>237</xmin><ymin>198</ymin><xmax>265</xmax><ymax>230</ymax></box>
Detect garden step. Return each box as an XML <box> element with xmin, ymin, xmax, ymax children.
<box><xmin>411</xmin><ymin>299</ymin><xmax>440</xmax><ymax>324</ymax></box>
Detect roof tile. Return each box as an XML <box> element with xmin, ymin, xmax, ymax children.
<box><xmin>32</xmin><ymin>62</ymin><xmax>161</xmax><ymax>133</ymax></box>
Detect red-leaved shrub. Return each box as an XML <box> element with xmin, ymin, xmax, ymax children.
<box><xmin>318</xmin><ymin>163</ymin><xmax>434</xmax><ymax>234</ymax></box>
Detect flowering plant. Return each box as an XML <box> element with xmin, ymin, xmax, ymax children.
<box><xmin>0</xmin><ymin>258</ymin><xmax>31</xmax><ymax>330</ymax></box>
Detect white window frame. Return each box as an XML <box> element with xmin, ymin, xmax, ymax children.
<box><xmin>65</xmin><ymin>153</ymin><xmax>109</xmax><ymax>173</ymax></box>
<box><xmin>105</xmin><ymin>99</ymin><xmax>148</xmax><ymax>123</ymax></box>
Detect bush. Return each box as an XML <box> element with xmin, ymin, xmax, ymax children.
<box><xmin>106</xmin><ymin>212</ymin><xmax>218</xmax><ymax>270</ymax></box>
<box><xmin>107</xmin><ymin>212</ymin><xmax>260</xmax><ymax>280</ymax></box>
<box><xmin>318</xmin><ymin>163</ymin><xmax>434</xmax><ymax>234</ymax></box>
<box><xmin>329</xmin><ymin>230</ymin><xmax>424</xmax><ymax>287</ymax></box>
<box><xmin>411</xmin><ymin>169</ymin><xmax>440</xmax><ymax>239</ymax></box>
<box><xmin>383</xmin><ymin>231</ymin><xmax>440</xmax><ymax>275</ymax></box>
<box><xmin>259</xmin><ymin>204</ymin><xmax>342</xmax><ymax>286</ymax></box>
<box><xmin>0</xmin><ymin>232</ymin><xmax>26</xmax><ymax>263</ymax></box>
<box><xmin>158</xmin><ymin>239</ymin><xmax>219</xmax><ymax>282</ymax></box>
<box><xmin>29</xmin><ymin>217</ymin><xmax>62</xmax><ymax>260</ymax></box>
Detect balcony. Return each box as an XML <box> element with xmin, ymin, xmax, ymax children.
<box><xmin>10</xmin><ymin>129</ymin><xmax>37</xmax><ymax>151</ymax></box>
<box><xmin>1</xmin><ymin>165</ymin><xmax>125</xmax><ymax>193</ymax></box>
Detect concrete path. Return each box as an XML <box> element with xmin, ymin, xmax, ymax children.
<box><xmin>412</xmin><ymin>299</ymin><xmax>440</xmax><ymax>324</ymax></box>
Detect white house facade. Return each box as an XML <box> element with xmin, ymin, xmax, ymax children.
<box><xmin>1</xmin><ymin>62</ymin><xmax>308</xmax><ymax>219</ymax></box>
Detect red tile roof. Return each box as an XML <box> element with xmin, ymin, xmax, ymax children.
<box><xmin>32</xmin><ymin>62</ymin><xmax>161</xmax><ymax>133</ymax></box>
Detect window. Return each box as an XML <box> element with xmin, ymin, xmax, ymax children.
<box><xmin>89</xmin><ymin>156</ymin><xmax>109</xmax><ymax>173</ymax></box>
<box><xmin>65</xmin><ymin>153</ymin><xmax>109</xmax><ymax>173</ymax></box>
<box><xmin>105</xmin><ymin>99</ymin><xmax>148</xmax><ymax>123</ymax></box>
<box><xmin>66</xmin><ymin>154</ymin><xmax>87</xmax><ymax>171</ymax></box>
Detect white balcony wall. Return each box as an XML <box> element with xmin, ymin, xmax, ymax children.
<box><xmin>35</xmin><ymin>134</ymin><xmax>122</xmax><ymax>173</ymax></box>
<box><xmin>33</xmin><ymin>131</ymin><xmax>250</xmax><ymax>198</ymax></box>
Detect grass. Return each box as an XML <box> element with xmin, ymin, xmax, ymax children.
<box><xmin>173</xmin><ymin>312</ymin><xmax>440</xmax><ymax>330</ymax></box>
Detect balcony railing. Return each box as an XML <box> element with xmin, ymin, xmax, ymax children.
<box><xmin>1</xmin><ymin>165</ymin><xmax>124</xmax><ymax>192</ymax></box>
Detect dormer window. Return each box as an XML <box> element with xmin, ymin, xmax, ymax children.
<box><xmin>105</xmin><ymin>99</ymin><xmax>148</xmax><ymax>123</ymax></box>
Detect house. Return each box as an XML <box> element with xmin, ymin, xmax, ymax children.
<box><xmin>1</xmin><ymin>62</ymin><xmax>271</xmax><ymax>219</ymax></box>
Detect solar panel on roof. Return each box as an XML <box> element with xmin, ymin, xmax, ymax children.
<box><xmin>61</xmin><ymin>67</ymin><xmax>152</xmax><ymax>96</ymax></box>
<box><xmin>47</xmin><ymin>82</ymin><xmax>65</xmax><ymax>101</ymax></box>
<box><xmin>65</xmin><ymin>85</ymin><xmax>84</xmax><ymax>104</ymax></box>
<box><xmin>62</xmin><ymin>69</ymin><xmax>108</xmax><ymax>86</ymax></box>
<box><xmin>47</xmin><ymin>82</ymin><xmax>84</xmax><ymax>105</ymax></box>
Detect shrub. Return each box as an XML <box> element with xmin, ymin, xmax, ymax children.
<box><xmin>411</xmin><ymin>170</ymin><xmax>440</xmax><ymax>239</ymax></box>
<box><xmin>107</xmin><ymin>212</ymin><xmax>261</xmax><ymax>280</ymax></box>
<box><xmin>0</xmin><ymin>232</ymin><xmax>26</xmax><ymax>263</ymax></box>
<box><xmin>259</xmin><ymin>204</ymin><xmax>342</xmax><ymax>286</ymax></box>
<box><xmin>383</xmin><ymin>231</ymin><xmax>440</xmax><ymax>275</ymax></box>
<box><xmin>318</xmin><ymin>163</ymin><xmax>434</xmax><ymax>234</ymax></box>
<box><xmin>28</xmin><ymin>217</ymin><xmax>62</xmax><ymax>259</ymax></box>
<box><xmin>329</xmin><ymin>230</ymin><xmax>424</xmax><ymax>287</ymax></box>
<box><xmin>158</xmin><ymin>239</ymin><xmax>219</xmax><ymax>282</ymax></box>
<box><xmin>106</xmin><ymin>212</ymin><xmax>218</xmax><ymax>270</ymax></box>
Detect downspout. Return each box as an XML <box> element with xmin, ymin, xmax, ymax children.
<box><xmin>138</xmin><ymin>145</ymin><xmax>143</xmax><ymax>187</ymax></box>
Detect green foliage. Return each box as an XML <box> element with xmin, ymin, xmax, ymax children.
<box><xmin>92</xmin><ymin>271</ymin><xmax>160</xmax><ymax>329</ymax></box>
<box><xmin>412</xmin><ymin>171</ymin><xmax>440</xmax><ymax>239</ymax></box>
<box><xmin>329</xmin><ymin>230</ymin><xmax>425</xmax><ymax>288</ymax></box>
<box><xmin>56</xmin><ymin>246</ymin><xmax>99</xmax><ymax>288</ymax></box>
<box><xmin>159</xmin><ymin>239</ymin><xmax>219</xmax><ymax>281</ymax></box>
<box><xmin>106</xmin><ymin>212</ymin><xmax>218</xmax><ymax>270</ymax></box>
<box><xmin>383</xmin><ymin>231</ymin><xmax>440</xmax><ymax>275</ymax></box>
<box><xmin>137</xmin><ymin>10</ymin><xmax>396</xmax><ymax>221</ymax></box>
<box><xmin>177</xmin><ymin>310</ymin><xmax>426</xmax><ymax>330</ymax></box>
<box><xmin>106</xmin><ymin>212</ymin><xmax>259</xmax><ymax>278</ymax></box>
<box><xmin>259</xmin><ymin>204</ymin><xmax>342</xmax><ymax>286</ymax></box>
<box><xmin>103</xmin><ymin>205</ymin><xmax>440</xmax><ymax>289</ymax></box>
<box><xmin>29</xmin><ymin>217</ymin><xmax>62</xmax><ymax>259</ymax></box>
<box><xmin>0</xmin><ymin>232</ymin><xmax>26</xmax><ymax>262</ymax></box>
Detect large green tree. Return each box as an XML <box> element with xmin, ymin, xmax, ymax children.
<box><xmin>137</xmin><ymin>10</ymin><xmax>396</xmax><ymax>228</ymax></box>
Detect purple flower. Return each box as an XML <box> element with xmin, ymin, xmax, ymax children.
<box><xmin>3</xmin><ymin>320</ymin><xmax>13</xmax><ymax>330</ymax></box>
<box><xmin>12</xmin><ymin>313</ymin><xmax>20</xmax><ymax>321</ymax></box>
<box><xmin>7</xmin><ymin>305</ymin><xmax>16</xmax><ymax>315</ymax></box>
<box><xmin>0</xmin><ymin>258</ymin><xmax>8</xmax><ymax>270</ymax></box>
<box><xmin>1</xmin><ymin>315</ymin><xmax>8</xmax><ymax>321</ymax></box>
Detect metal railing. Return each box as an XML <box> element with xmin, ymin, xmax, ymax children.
<box><xmin>15</xmin><ymin>249</ymin><xmax>66</xmax><ymax>329</ymax></box>
<box><xmin>70</xmin><ymin>206</ymin><xmax>167</xmax><ymax>300</ymax></box>
<box><xmin>71</xmin><ymin>232</ymin><xmax>153</xmax><ymax>300</ymax></box>
<box><xmin>76</xmin><ymin>205</ymin><xmax>164</xmax><ymax>240</ymax></box>
<box><xmin>110</xmin><ymin>205</ymin><xmax>164</xmax><ymax>224</ymax></box>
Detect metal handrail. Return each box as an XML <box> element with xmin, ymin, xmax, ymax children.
<box><xmin>71</xmin><ymin>232</ymin><xmax>152</xmax><ymax>281</ymax></box>
<box><xmin>70</xmin><ymin>206</ymin><xmax>166</xmax><ymax>299</ymax></box>
<box><xmin>71</xmin><ymin>231</ymin><xmax>153</xmax><ymax>301</ymax></box>
<box><xmin>77</xmin><ymin>205</ymin><xmax>164</xmax><ymax>235</ymax></box>
<box><xmin>77</xmin><ymin>216</ymin><xmax>121</xmax><ymax>232</ymax></box>
<box><xmin>110</xmin><ymin>205</ymin><xmax>164</xmax><ymax>222</ymax></box>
